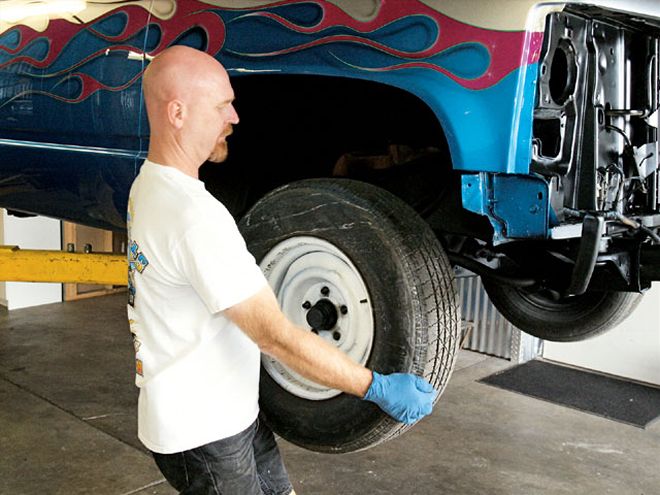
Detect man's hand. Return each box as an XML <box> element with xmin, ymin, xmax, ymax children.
<box><xmin>363</xmin><ymin>372</ymin><xmax>437</xmax><ymax>424</ymax></box>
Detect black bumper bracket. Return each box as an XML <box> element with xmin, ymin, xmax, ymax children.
<box><xmin>568</xmin><ymin>214</ymin><xmax>605</xmax><ymax>296</ymax></box>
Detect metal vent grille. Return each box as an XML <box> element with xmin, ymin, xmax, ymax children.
<box><xmin>457</xmin><ymin>273</ymin><xmax>542</xmax><ymax>362</ymax></box>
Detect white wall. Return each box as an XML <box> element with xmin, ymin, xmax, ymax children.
<box><xmin>544</xmin><ymin>283</ymin><xmax>660</xmax><ymax>386</ymax></box>
<box><xmin>1</xmin><ymin>209</ymin><xmax>62</xmax><ymax>310</ymax></box>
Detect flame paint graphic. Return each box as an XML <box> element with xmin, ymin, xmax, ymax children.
<box><xmin>0</xmin><ymin>0</ymin><xmax>543</xmax><ymax>107</ymax></box>
<box><xmin>219</xmin><ymin>0</ymin><xmax>543</xmax><ymax>90</ymax></box>
<box><xmin>0</xmin><ymin>1</ymin><xmax>225</xmax><ymax>105</ymax></box>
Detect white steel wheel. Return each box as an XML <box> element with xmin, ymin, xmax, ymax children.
<box><xmin>260</xmin><ymin>236</ymin><xmax>374</xmax><ymax>400</ymax></box>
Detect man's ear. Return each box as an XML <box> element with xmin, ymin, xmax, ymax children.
<box><xmin>167</xmin><ymin>99</ymin><xmax>185</xmax><ymax>129</ymax></box>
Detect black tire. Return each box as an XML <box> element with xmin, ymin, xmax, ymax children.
<box><xmin>482</xmin><ymin>279</ymin><xmax>644</xmax><ymax>342</ymax></box>
<box><xmin>239</xmin><ymin>179</ymin><xmax>460</xmax><ymax>453</ymax></box>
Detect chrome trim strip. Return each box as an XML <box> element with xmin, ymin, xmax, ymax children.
<box><xmin>0</xmin><ymin>138</ymin><xmax>140</xmax><ymax>158</ymax></box>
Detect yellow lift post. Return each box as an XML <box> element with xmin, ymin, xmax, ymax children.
<box><xmin>0</xmin><ymin>246</ymin><xmax>127</xmax><ymax>286</ymax></box>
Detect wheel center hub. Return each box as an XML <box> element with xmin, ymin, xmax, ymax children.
<box><xmin>259</xmin><ymin>236</ymin><xmax>374</xmax><ymax>400</ymax></box>
<box><xmin>305</xmin><ymin>299</ymin><xmax>338</xmax><ymax>331</ymax></box>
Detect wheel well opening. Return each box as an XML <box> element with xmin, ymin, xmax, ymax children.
<box><xmin>199</xmin><ymin>74</ymin><xmax>452</xmax><ymax>218</ymax></box>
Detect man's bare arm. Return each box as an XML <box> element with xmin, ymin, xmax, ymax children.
<box><xmin>224</xmin><ymin>285</ymin><xmax>373</xmax><ymax>397</ymax></box>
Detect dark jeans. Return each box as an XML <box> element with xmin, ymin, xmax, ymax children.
<box><xmin>152</xmin><ymin>416</ymin><xmax>293</xmax><ymax>495</ymax></box>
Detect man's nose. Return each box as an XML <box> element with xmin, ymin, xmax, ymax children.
<box><xmin>228</xmin><ymin>104</ymin><xmax>239</xmax><ymax>125</ymax></box>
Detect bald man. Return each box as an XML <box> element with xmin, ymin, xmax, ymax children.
<box><xmin>126</xmin><ymin>46</ymin><xmax>437</xmax><ymax>495</ymax></box>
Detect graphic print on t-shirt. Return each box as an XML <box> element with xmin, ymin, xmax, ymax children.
<box><xmin>127</xmin><ymin>240</ymin><xmax>149</xmax><ymax>377</ymax></box>
<box><xmin>127</xmin><ymin>198</ymin><xmax>149</xmax><ymax>377</ymax></box>
<box><xmin>128</xmin><ymin>239</ymin><xmax>150</xmax><ymax>307</ymax></box>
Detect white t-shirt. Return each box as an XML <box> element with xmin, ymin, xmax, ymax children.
<box><xmin>126</xmin><ymin>159</ymin><xmax>267</xmax><ymax>454</ymax></box>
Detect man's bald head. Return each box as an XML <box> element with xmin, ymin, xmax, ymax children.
<box><xmin>143</xmin><ymin>46</ymin><xmax>239</xmax><ymax>175</ymax></box>
<box><xmin>143</xmin><ymin>46</ymin><xmax>228</xmax><ymax>105</ymax></box>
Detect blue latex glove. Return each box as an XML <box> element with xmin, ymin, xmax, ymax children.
<box><xmin>362</xmin><ymin>372</ymin><xmax>438</xmax><ymax>424</ymax></box>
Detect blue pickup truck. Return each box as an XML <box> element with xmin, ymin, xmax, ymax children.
<box><xmin>2</xmin><ymin>0</ymin><xmax>660</xmax><ymax>452</ymax></box>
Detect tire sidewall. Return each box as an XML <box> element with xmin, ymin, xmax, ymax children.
<box><xmin>239</xmin><ymin>180</ymin><xmax>430</xmax><ymax>451</ymax></box>
<box><xmin>483</xmin><ymin>278</ymin><xmax>643</xmax><ymax>342</ymax></box>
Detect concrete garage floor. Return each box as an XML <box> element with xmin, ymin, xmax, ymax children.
<box><xmin>1</xmin><ymin>294</ymin><xmax>659</xmax><ymax>495</ymax></box>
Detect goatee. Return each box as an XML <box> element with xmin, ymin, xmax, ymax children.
<box><xmin>208</xmin><ymin>142</ymin><xmax>228</xmax><ymax>163</ymax></box>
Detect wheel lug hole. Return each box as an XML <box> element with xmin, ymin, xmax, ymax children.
<box><xmin>321</xmin><ymin>286</ymin><xmax>330</xmax><ymax>296</ymax></box>
<box><xmin>340</xmin><ymin>305</ymin><xmax>348</xmax><ymax>315</ymax></box>
<box><xmin>302</xmin><ymin>301</ymin><xmax>312</xmax><ymax>310</ymax></box>
<box><xmin>332</xmin><ymin>332</ymin><xmax>341</xmax><ymax>341</ymax></box>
